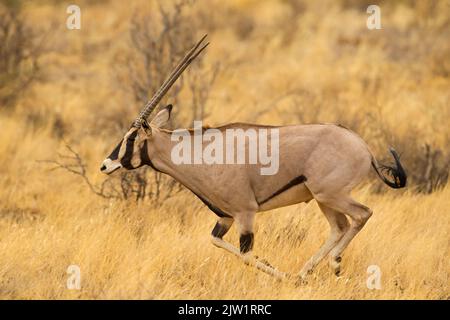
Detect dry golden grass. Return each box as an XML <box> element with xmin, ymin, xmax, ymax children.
<box><xmin>0</xmin><ymin>0</ymin><xmax>449</xmax><ymax>299</ymax></box>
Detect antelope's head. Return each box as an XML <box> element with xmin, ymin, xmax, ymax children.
<box><xmin>100</xmin><ymin>106</ymin><xmax>172</xmax><ymax>174</ymax></box>
<box><xmin>100</xmin><ymin>35</ymin><xmax>208</xmax><ymax>175</ymax></box>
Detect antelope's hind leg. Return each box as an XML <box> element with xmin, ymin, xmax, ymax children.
<box><xmin>298</xmin><ymin>203</ymin><xmax>349</xmax><ymax>281</ymax></box>
<box><xmin>327</xmin><ymin>198</ymin><xmax>373</xmax><ymax>276</ymax></box>
<box><xmin>316</xmin><ymin>195</ymin><xmax>373</xmax><ymax>277</ymax></box>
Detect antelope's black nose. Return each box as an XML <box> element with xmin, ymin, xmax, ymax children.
<box><xmin>100</xmin><ymin>165</ymin><xmax>106</xmax><ymax>172</ymax></box>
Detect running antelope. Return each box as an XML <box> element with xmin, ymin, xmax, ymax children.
<box><xmin>100</xmin><ymin>35</ymin><xmax>407</xmax><ymax>281</ymax></box>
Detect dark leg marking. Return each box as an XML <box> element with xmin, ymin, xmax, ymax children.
<box><xmin>258</xmin><ymin>175</ymin><xmax>307</xmax><ymax>205</ymax></box>
<box><xmin>211</xmin><ymin>222</ymin><xmax>229</xmax><ymax>239</ymax></box>
<box><xmin>240</xmin><ymin>233</ymin><xmax>254</xmax><ymax>254</ymax></box>
<box><xmin>194</xmin><ymin>194</ymin><xmax>232</xmax><ymax>218</ymax></box>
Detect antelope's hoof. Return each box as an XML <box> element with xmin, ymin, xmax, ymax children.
<box><xmin>295</xmin><ymin>268</ymin><xmax>313</xmax><ymax>286</ymax></box>
<box><xmin>295</xmin><ymin>276</ymin><xmax>308</xmax><ymax>287</ymax></box>
<box><xmin>329</xmin><ymin>256</ymin><xmax>342</xmax><ymax>277</ymax></box>
<box><xmin>242</xmin><ymin>253</ymin><xmax>254</xmax><ymax>266</ymax></box>
<box><xmin>259</xmin><ymin>258</ymin><xmax>273</xmax><ymax>268</ymax></box>
<box><xmin>254</xmin><ymin>255</ymin><xmax>273</xmax><ymax>268</ymax></box>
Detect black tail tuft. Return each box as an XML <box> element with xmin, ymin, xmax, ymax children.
<box><xmin>372</xmin><ymin>148</ymin><xmax>407</xmax><ymax>189</ymax></box>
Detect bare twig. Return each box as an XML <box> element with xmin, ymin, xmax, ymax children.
<box><xmin>37</xmin><ymin>144</ymin><xmax>121</xmax><ymax>199</ymax></box>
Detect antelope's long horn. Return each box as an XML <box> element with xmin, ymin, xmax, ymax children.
<box><xmin>133</xmin><ymin>34</ymin><xmax>209</xmax><ymax>127</ymax></box>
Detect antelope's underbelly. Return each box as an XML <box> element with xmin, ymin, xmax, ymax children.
<box><xmin>257</xmin><ymin>183</ymin><xmax>313</xmax><ymax>212</ymax></box>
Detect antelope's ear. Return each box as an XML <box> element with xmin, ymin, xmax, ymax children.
<box><xmin>150</xmin><ymin>104</ymin><xmax>172</xmax><ymax>128</ymax></box>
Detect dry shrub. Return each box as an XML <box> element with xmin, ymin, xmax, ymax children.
<box><xmin>0</xmin><ymin>1</ymin><xmax>42</xmax><ymax>107</ymax></box>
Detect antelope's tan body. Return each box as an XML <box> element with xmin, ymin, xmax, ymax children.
<box><xmin>149</xmin><ymin>123</ymin><xmax>371</xmax><ymax>216</ymax></box>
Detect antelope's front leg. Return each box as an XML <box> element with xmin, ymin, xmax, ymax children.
<box><xmin>238</xmin><ymin>231</ymin><xmax>286</xmax><ymax>278</ymax></box>
<box><xmin>210</xmin><ymin>217</ymin><xmax>240</xmax><ymax>255</ymax></box>
<box><xmin>209</xmin><ymin>215</ymin><xmax>255</xmax><ymax>259</ymax></box>
<box><xmin>211</xmin><ymin>214</ymin><xmax>286</xmax><ymax>279</ymax></box>
<box><xmin>236</xmin><ymin>213</ymin><xmax>255</xmax><ymax>263</ymax></box>
<box><xmin>211</xmin><ymin>217</ymin><xmax>234</xmax><ymax>240</ymax></box>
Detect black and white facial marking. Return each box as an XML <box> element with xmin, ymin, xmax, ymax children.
<box><xmin>100</xmin><ymin>126</ymin><xmax>149</xmax><ymax>174</ymax></box>
<box><xmin>100</xmin><ymin>106</ymin><xmax>171</xmax><ymax>174</ymax></box>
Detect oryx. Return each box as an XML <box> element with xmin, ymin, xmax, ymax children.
<box><xmin>100</xmin><ymin>35</ymin><xmax>407</xmax><ymax>281</ymax></box>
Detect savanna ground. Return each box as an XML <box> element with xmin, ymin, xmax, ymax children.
<box><xmin>0</xmin><ymin>0</ymin><xmax>449</xmax><ymax>299</ymax></box>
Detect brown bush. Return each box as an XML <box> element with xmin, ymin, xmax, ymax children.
<box><xmin>0</xmin><ymin>1</ymin><xmax>41</xmax><ymax>107</ymax></box>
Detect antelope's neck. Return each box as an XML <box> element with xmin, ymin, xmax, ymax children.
<box><xmin>146</xmin><ymin>130</ymin><xmax>203</xmax><ymax>193</ymax></box>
